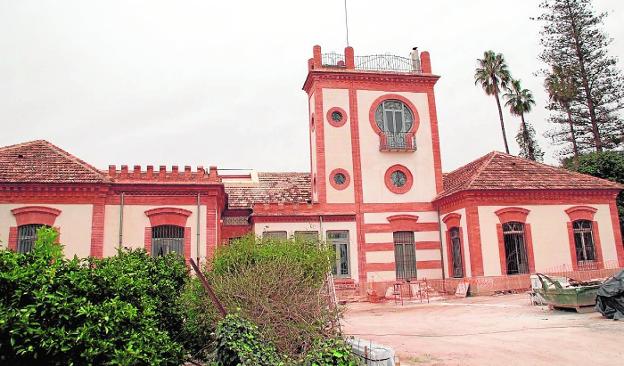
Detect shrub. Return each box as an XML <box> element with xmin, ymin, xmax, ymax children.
<box><xmin>183</xmin><ymin>234</ymin><xmax>340</xmax><ymax>359</ymax></box>
<box><xmin>303</xmin><ymin>338</ymin><xmax>359</xmax><ymax>366</ymax></box>
<box><xmin>0</xmin><ymin>227</ymin><xmax>189</xmax><ymax>365</ymax></box>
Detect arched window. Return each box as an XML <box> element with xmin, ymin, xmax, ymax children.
<box><xmin>573</xmin><ymin>220</ymin><xmax>596</xmax><ymax>262</ymax></box>
<box><xmin>151</xmin><ymin>225</ymin><xmax>184</xmax><ymax>257</ymax></box>
<box><xmin>17</xmin><ymin>224</ymin><xmax>46</xmax><ymax>253</ymax></box>
<box><xmin>449</xmin><ymin>227</ymin><xmax>463</xmax><ymax>278</ymax></box>
<box><xmin>375</xmin><ymin>100</ymin><xmax>414</xmax><ymax>134</ymax></box>
<box><xmin>502</xmin><ymin>222</ymin><xmax>529</xmax><ymax>275</ymax></box>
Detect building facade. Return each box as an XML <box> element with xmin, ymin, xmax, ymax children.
<box><xmin>1</xmin><ymin>46</ymin><xmax>622</xmax><ymax>297</ymax></box>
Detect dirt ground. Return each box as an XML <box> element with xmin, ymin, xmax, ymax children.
<box><xmin>342</xmin><ymin>294</ymin><xmax>624</xmax><ymax>366</ymax></box>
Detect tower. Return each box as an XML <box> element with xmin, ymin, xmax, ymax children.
<box><xmin>303</xmin><ymin>45</ymin><xmax>444</xmax><ymax>286</ymax></box>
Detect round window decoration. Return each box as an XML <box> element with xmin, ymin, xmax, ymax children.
<box><xmin>384</xmin><ymin>165</ymin><xmax>413</xmax><ymax>194</ymax></box>
<box><xmin>326</xmin><ymin>107</ymin><xmax>347</xmax><ymax>127</ymax></box>
<box><xmin>374</xmin><ymin>99</ymin><xmax>414</xmax><ymax>133</ymax></box>
<box><xmin>329</xmin><ymin>168</ymin><xmax>350</xmax><ymax>190</ymax></box>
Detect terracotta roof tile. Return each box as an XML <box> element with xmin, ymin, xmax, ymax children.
<box><xmin>0</xmin><ymin>140</ymin><xmax>107</xmax><ymax>183</ymax></box>
<box><xmin>438</xmin><ymin>151</ymin><xmax>623</xmax><ymax>199</ymax></box>
<box><xmin>224</xmin><ymin>172</ymin><xmax>311</xmax><ymax>209</ymax></box>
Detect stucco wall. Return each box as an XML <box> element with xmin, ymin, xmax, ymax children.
<box><xmin>322</xmin><ymin>88</ymin><xmax>355</xmax><ymax>203</ymax></box>
<box><xmin>309</xmin><ymin>92</ymin><xmax>318</xmax><ymax>202</ymax></box>
<box><xmin>253</xmin><ymin>220</ymin><xmax>359</xmax><ymax>282</ymax></box>
<box><xmin>356</xmin><ymin>90</ymin><xmax>437</xmax><ymax>203</ymax></box>
<box><xmin>478</xmin><ymin>204</ymin><xmax>617</xmax><ymax>276</ymax></box>
<box><xmin>103</xmin><ymin>205</ymin><xmax>206</xmax><ymax>259</ymax></box>
<box><xmin>364</xmin><ymin>211</ymin><xmax>439</xmax><ymax>224</ymax></box>
<box><xmin>0</xmin><ymin>203</ymin><xmax>93</xmax><ymax>258</ymax></box>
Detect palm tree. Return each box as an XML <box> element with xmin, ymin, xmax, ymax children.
<box><xmin>504</xmin><ymin>79</ymin><xmax>537</xmax><ymax>160</ymax></box>
<box><xmin>474</xmin><ymin>51</ymin><xmax>512</xmax><ymax>154</ymax></box>
<box><xmin>545</xmin><ymin>66</ymin><xmax>580</xmax><ymax>164</ymax></box>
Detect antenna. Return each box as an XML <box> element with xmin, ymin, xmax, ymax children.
<box><xmin>344</xmin><ymin>0</ymin><xmax>350</xmax><ymax>47</ymax></box>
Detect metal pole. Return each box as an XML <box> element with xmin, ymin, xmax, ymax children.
<box><xmin>118</xmin><ymin>192</ymin><xmax>124</xmax><ymax>249</ymax></box>
<box><xmin>344</xmin><ymin>0</ymin><xmax>350</xmax><ymax>47</ymax></box>
<box><xmin>189</xmin><ymin>258</ymin><xmax>227</xmax><ymax>318</ymax></box>
<box><xmin>196</xmin><ymin>193</ymin><xmax>201</xmax><ymax>264</ymax></box>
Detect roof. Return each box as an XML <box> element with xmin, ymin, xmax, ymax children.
<box><xmin>224</xmin><ymin>172</ymin><xmax>311</xmax><ymax>209</ymax></box>
<box><xmin>0</xmin><ymin>140</ymin><xmax>107</xmax><ymax>183</ymax></box>
<box><xmin>438</xmin><ymin>151</ymin><xmax>623</xmax><ymax>200</ymax></box>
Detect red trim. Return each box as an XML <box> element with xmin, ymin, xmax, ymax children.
<box><xmin>310</xmin><ymin>112</ymin><xmax>315</xmax><ymax>132</ymax></box>
<box><xmin>365</xmin><ymin>260</ymin><xmax>441</xmax><ymax>272</ymax></box>
<box><xmin>366</xmin><ymin>241</ymin><xmax>440</xmax><ymax>252</ymax></box>
<box><xmin>326</xmin><ymin>107</ymin><xmax>348</xmax><ymax>128</ymax></box>
<box><xmin>442</xmin><ymin>213</ymin><xmax>461</xmax><ymax>228</ymax></box>
<box><xmin>8</xmin><ymin>226</ymin><xmax>17</xmax><ymax>251</ymax></box>
<box><xmin>144</xmin><ymin>227</ymin><xmax>152</xmax><ymax>254</ymax></box>
<box><xmin>384</xmin><ymin>164</ymin><xmax>413</xmax><ymax>194</ymax></box>
<box><xmin>90</xmin><ymin>203</ymin><xmax>105</xmax><ymax>258</ymax></box>
<box><xmin>494</xmin><ymin>207</ymin><xmax>530</xmax><ymax>224</ymax></box>
<box><xmin>364</xmin><ymin>222</ymin><xmax>438</xmax><ymax>233</ymax></box>
<box><xmin>206</xmin><ymin>200</ymin><xmax>218</xmax><ymax>260</ymax></box>
<box><xmin>564</xmin><ymin>206</ymin><xmax>598</xmax><ymax>221</ymax></box>
<box><xmin>368</xmin><ymin>94</ymin><xmax>420</xmax><ymax>151</ymax></box>
<box><xmin>427</xmin><ymin>87</ymin><xmax>444</xmax><ymax>193</ymax></box>
<box><xmin>465</xmin><ymin>205</ymin><xmax>484</xmax><ymax>276</ymax></box>
<box><xmin>184</xmin><ymin>227</ymin><xmax>192</xmax><ymax>262</ymax></box>
<box><xmin>252</xmin><ymin>214</ymin><xmax>355</xmax><ymax>223</ymax></box>
<box><xmin>609</xmin><ymin>201</ymin><xmax>624</xmax><ymax>266</ymax></box>
<box><xmin>314</xmin><ymin>85</ymin><xmax>327</xmax><ymax>203</ymax></box>
<box><xmin>144</xmin><ymin>207</ymin><xmax>192</xmax><ymax>227</ymax></box>
<box><xmin>387</xmin><ymin>214</ymin><xmax>419</xmax><ymax>223</ymax></box>
<box><xmin>11</xmin><ymin>206</ymin><xmax>61</xmax><ymax>226</ymax></box>
<box><xmin>329</xmin><ymin>168</ymin><xmax>351</xmax><ymax>191</ymax></box>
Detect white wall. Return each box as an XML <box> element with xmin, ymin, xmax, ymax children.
<box><xmin>356</xmin><ymin>90</ymin><xmax>437</xmax><ymax>203</ymax></box>
<box><xmin>103</xmin><ymin>204</ymin><xmax>206</xmax><ymax>259</ymax></box>
<box><xmin>0</xmin><ymin>203</ymin><xmax>93</xmax><ymax>258</ymax></box>
<box><xmin>478</xmin><ymin>204</ymin><xmax>617</xmax><ymax>276</ymax></box>
<box><xmin>254</xmin><ymin>220</ymin><xmax>359</xmax><ymax>282</ymax></box>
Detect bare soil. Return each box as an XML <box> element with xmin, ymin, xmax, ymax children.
<box><xmin>342</xmin><ymin>294</ymin><xmax>624</xmax><ymax>366</ymax></box>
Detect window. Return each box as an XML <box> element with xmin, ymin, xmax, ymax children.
<box><xmin>329</xmin><ymin>168</ymin><xmax>350</xmax><ymax>190</ymax></box>
<box><xmin>374</xmin><ymin>99</ymin><xmax>414</xmax><ymax>150</ymax></box>
<box><xmin>502</xmin><ymin>222</ymin><xmax>529</xmax><ymax>275</ymax></box>
<box><xmin>328</xmin><ymin>231</ymin><xmax>350</xmax><ymax>277</ymax></box>
<box><xmin>17</xmin><ymin>224</ymin><xmax>45</xmax><ymax>253</ymax></box>
<box><xmin>151</xmin><ymin>225</ymin><xmax>184</xmax><ymax>257</ymax></box>
<box><xmin>331</xmin><ymin>111</ymin><xmax>343</xmax><ymax>122</ymax></box>
<box><xmin>573</xmin><ymin>220</ymin><xmax>596</xmax><ymax>262</ymax></box>
<box><xmin>390</xmin><ymin>171</ymin><xmax>407</xmax><ymax>188</ymax></box>
<box><xmin>294</xmin><ymin>231</ymin><xmax>319</xmax><ymax>241</ymax></box>
<box><xmin>334</xmin><ymin>173</ymin><xmax>346</xmax><ymax>185</ymax></box>
<box><xmin>326</xmin><ymin>107</ymin><xmax>347</xmax><ymax>127</ymax></box>
<box><xmin>263</xmin><ymin>231</ymin><xmax>287</xmax><ymax>240</ymax></box>
<box><xmin>394</xmin><ymin>231</ymin><xmax>417</xmax><ymax>280</ymax></box>
<box><xmin>449</xmin><ymin>227</ymin><xmax>463</xmax><ymax>278</ymax></box>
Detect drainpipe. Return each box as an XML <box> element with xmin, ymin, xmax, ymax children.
<box><xmin>197</xmin><ymin>193</ymin><xmax>201</xmax><ymax>264</ymax></box>
<box><xmin>436</xmin><ymin>207</ymin><xmax>446</xmax><ymax>292</ymax></box>
<box><xmin>118</xmin><ymin>192</ymin><xmax>125</xmax><ymax>249</ymax></box>
<box><xmin>319</xmin><ymin>215</ymin><xmax>324</xmax><ymax>242</ymax></box>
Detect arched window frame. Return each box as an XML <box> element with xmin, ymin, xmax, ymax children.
<box><xmin>442</xmin><ymin>213</ymin><xmax>466</xmax><ymax>278</ymax></box>
<box><xmin>369</xmin><ymin>94</ymin><xmax>420</xmax><ymax>152</ymax></box>
<box><xmin>494</xmin><ymin>207</ymin><xmax>535</xmax><ymax>275</ymax></box>
<box><xmin>565</xmin><ymin>206</ymin><xmax>603</xmax><ymax>270</ymax></box>
<box><xmin>144</xmin><ymin>208</ymin><xmax>192</xmax><ymax>261</ymax></box>
<box><xmin>8</xmin><ymin>206</ymin><xmax>61</xmax><ymax>252</ymax></box>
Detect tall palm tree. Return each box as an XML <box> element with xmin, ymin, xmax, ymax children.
<box><xmin>545</xmin><ymin>66</ymin><xmax>580</xmax><ymax>165</ymax></box>
<box><xmin>504</xmin><ymin>79</ymin><xmax>536</xmax><ymax>160</ymax></box>
<box><xmin>474</xmin><ymin>51</ymin><xmax>512</xmax><ymax>154</ymax></box>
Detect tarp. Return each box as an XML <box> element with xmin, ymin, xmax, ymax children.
<box><xmin>595</xmin><ymin>269</ymin><xmax>624</xmax><ymax>320</ymax></box>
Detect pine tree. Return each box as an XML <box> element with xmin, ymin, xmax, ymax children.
<box><xmin>536</xmin><ymin>0</ymin><xmax>624</xmax><ymax>152</ymax></box>
<box><xmin>516</xmin><ymin>122</ymin><xmax>545</xmax><ymax>162</ymax></box>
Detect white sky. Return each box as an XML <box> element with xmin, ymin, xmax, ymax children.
<box><xmin>1</xmin><ymin>0</ymin><xmax>622</xmax><ymax>172</ymax></box>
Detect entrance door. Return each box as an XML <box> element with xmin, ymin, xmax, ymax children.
<box><xmin>502</xmin><ymin>222</ymin><xmax>529</xmax><ymax>275</ymax></box>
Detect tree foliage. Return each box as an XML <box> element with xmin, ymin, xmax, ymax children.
<box><xmin>537</xmin><ymin>0</ymin><xmax>624</xmax><ymax>154</ymax></box>
<box><xmin>563</xmin><ymin>151</ymin><xmax>624</xmax><ymax>237</ymax></box>
<box><xmin>475</xmin><ymin>50</ymin><xmax>513</xmax><ymax>154</ymax></box>
<box><xmin>515</xmin><ymin>121</ymin><xmax>545</xmax><ymax>162</ymax></box>
<box><xmin>0</xmin><ymin>227</ymin><xmax>190</xmax><ymax>365</ymax></box>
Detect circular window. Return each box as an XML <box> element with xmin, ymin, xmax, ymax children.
<box><xmin>374</xmin><ymin>99</ymin><xmax>414</xmax><ymax>133</ymax></box>
<box><xmin>384</xmin><ymin>165</ymin><xmax>413</xmax><ymax>194</ymax></box>
<box><xmin>329</xmin><ymin>168</ymin><xmax>350</xmax><ymax>190</ymax></box>
<box><xmin>326</xmin><ymin>107</ymin><xmax>347</xmax><ymax>127</ymax></box>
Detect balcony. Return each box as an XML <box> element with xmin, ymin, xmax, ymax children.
<box><xmin>379</xmin><ymin>132</ymin><xmax>417</xmax><ymax>152</ymax></box>
<box><xmin>322</xmin><ymin>52</ymin><xmax>422</xmax><ymax>74</ymax></box>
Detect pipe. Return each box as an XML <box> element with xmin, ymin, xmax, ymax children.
<box><xmin>118</xmin><ymin>192</ymin><xmax>125</xmax><ymax>249</ymax></box>
<box><xmin>196</xmin><ymin>193</ymin><xmax>201</xmax><ymax>264</ymax></box>
<box><xmin>319</xmin><ymin>215</ymin><xmax>324</xmax><ymax>241</ymax></box>
<box><xmin>436</xmin><ymin>208</ymin><xmax>446</xmax><ymax>292</ymax></box>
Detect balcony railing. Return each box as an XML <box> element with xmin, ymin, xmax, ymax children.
<box><xmin>321</xmin><ymin>52</ymin><xmax>421</xmax><ymax>74</ymax></box>
<box><xmin>380</xmin><ymin>132</ymin><xmax>417</xmax><ymax>152</ymax></box>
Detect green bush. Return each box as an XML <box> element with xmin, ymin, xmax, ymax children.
<box><xmin>303</xmin><ymin>338</ymin><xmax>359</xmax><ymax>366</ymax></box>
<box><xmin>0</xmin><ymin>227</ymin><xmax>189</xmax><ymax>365</ymax></box>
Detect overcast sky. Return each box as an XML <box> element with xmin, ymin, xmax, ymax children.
<box><xmin>1</xmin><ymin>0</ymin><xmax>622</xmax><ymax>173</ymax></box>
